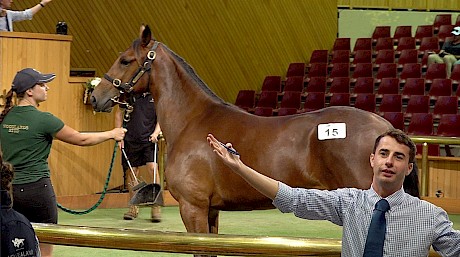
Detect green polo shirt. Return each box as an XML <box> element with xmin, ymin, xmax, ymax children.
<box><xmin>0</xmin><ymin>106</ymin><xmax>64</xmax><ymax>184</ymax></box>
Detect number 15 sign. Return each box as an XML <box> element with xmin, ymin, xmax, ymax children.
<box><xmin>317</xmin><ymin>123</ymin><xmax>346</xmax><ymax>141</ymax></box>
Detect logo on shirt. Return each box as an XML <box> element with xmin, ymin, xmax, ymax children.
<box><xmin>2</xmin><ymin>124</ymin><xmax>29</xmax><ymax>133</ymax></box>
<box><xmin>12</xmin><ymin>237</ymin><xmax>25</xmax><ymax>248</ymax></box>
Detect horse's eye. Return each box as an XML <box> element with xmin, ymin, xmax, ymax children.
<box><xmin>120</xmin><ymin>59</ymin><xmax>131</xmax><ymax>66</ymax></box>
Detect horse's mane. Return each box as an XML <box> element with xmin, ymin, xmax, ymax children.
<box><xmin>159</xmin><ymin>43</ymin><xmax>231</xmax><ymax>106</ymax></box>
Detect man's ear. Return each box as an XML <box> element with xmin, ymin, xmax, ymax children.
<box><xmin>369</xmin><ymin>153</ymin><xmax>375</xmax><ymax>168</ymax></box>
<box><xmin>406</xmin><ymin>162</ymin><xmax>413</xmax><ymax>176</ymax></box>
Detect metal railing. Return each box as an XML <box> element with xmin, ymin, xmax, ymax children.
<box><xmin>33</xmin><ymin>223</ymin><xmax>441</xmax><ymax>256</ymax></box>
<box><xmin>410</xmin><ymin>136</ymin><xmax>460</xmax><ymax>197</ymax></box>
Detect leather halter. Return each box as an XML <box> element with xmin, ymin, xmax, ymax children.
<box><xmin>103</xmin><ymin>41</ymin><xmax>159</xmax><ymax>121</ymax></box>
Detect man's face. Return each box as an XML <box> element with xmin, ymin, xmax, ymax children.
<box><xmin>0</xmin><ymin>0</ymin><xmax>12</xmax><ymax>9</ymax></box>
<box><xmin>370</xmin><ymin>136</ymin><xmax>413</xmax><ymax>192</ymax></box>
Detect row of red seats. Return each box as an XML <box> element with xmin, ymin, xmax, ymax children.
<box><xmin>258</xmin><ymin>75</ymin><xmax>460</xmax><ymax>97</ymax></box>
<box><xmin>285</xmin><ymin>58</ymin><xmax>454</xmax><ymax>82</ymax></box>
<box><xmin>236</xmin><ymin>91</ymin><xmax>459</xmax><ymax>118</ymax></box>
<box><xmin>314</xmin><ymin>49</ymin><xmax>440</xmax><ymax>67</ymax></box>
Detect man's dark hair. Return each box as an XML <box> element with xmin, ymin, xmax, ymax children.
<box><xmin>373</xmin><ymin>129</ymin><xmax>416</xmax><ymax>163</ymax></box>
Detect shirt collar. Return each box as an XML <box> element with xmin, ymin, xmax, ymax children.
<box><xmin>367</xmin><ymin>185</ymin><xmax>406</xmax><ymax>209</ymax></box>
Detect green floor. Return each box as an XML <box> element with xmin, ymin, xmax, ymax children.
<box><xmin>54</xmin><ymin>206</ymin><xmax>460</xmax><ymax>256</ymax></box>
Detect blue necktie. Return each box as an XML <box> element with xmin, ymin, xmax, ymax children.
<box><xmin>363</xmin><ymin>199</ymin><xmax>390</xmax><ymax>257</ymax></box>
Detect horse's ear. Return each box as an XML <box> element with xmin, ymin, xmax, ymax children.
<box><xmin>139</xmin><ymin>24</ymin><xmax>146</xmax><ymax>37</ymax></box>
<box><xmin>140</xmin><ymin>25</ymin><xmax>152</xmax><ymax>47</ymax></box>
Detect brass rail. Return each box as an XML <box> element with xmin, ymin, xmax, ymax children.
<box><xmin>409</xmin><ymin>136</ymin><xmax>460</xmax><ymax>197</ymax></box>
<box><xmin>33</xmin><ymin>223</ymin><xmax>342</xmax><ymax>256</ymax></box>
<box><xmin>33</xmin><ymin>223</ymin><xmax>441</xmax><ymax>256</ymax></box>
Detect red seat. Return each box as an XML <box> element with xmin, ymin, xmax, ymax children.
<box><xmin>308</xmin><ymin>50</ymin><xmax>329</xmax><ymax>65</ymax></box>
<box><xmin>352</xmin><ymin>50</ymin><xmax>372</xmax><ymax>65</ymax></box>
<box><xmin>405</xmin><ymin>95</ymin><xmax>430</xmax><ymax>118</ymax></box>
<box><xmin>261</xmin><ymin>76</ymin><xmax>282</xmax><ymax>92</ymax></box>
<box><xmin>436</xmin><ymin>114</ymin><xmax>460</xmax><ymax>137</ymax></box>
<box><xmin>407</xmin><ymin>113</ymin><xmax>434</xmax><ymax>135</ymax></box>
<box><xmin>415</xmin><ymin>25</ymin><xmax>434</xmax><ymax>43</ymax></box>
<box><xmin>374</xmin><ymin>50</ymin><xmax>395</xmax><ymax>68</ymax></box>
<box><xmin>433</xmin><ymin>96</ymin><xmax>458</xmax><ymax>118</ymax></box>
<box><xmin>328</xmin><ymin>77</ymin><xmax>350</xmax><ymax>94</ymax></box>
<box><xmin>278</xmin><ymin>107</ymin><xmax>298</xmax><ymax>116</ymax></box>
<box><xmin>351</xmin><ymin>63</ymin><xmax>373</xmax><ymax>81</ymax></box>
<box><xmin>352</xmin><ymin>77</ymin><xmax>374</xmax><ymax>96</ymax></box>
<box><xmin>280</xmin><ymin>91</ymin><xmax>302</xmax><ymax>109</ymax></box>
<box><xmin>418</xmin><ymin>36</ymin><xmax>440</xmax><ymax>54</ymax></box>
<box><xmin>400</xmin><ymin>63</ymin><xmax>422</xmax><ymax>82</ymax></box>
<box><xmin>401</xmin><ymin>78</ymin><xmax>425</xmax><ymax>98</ymax></box>
<box><xmin>329</xmin><ymin>93</ymin><xmax>351</xmax><ymax>107</ymax></box>
<box><xmin>377</xmin><ymin>78</ymin><xmax>400</xmax><ymax>96</ymax></box>
<box><xmin>286</xmin><ymin>63</ymin><xmax>306</xmax><ymax>77</ymax></box>
<box><xmin>397</xmin><ymin>49</ymin><xmax>419</xmax><ymax>68</ymax></box>
<box><xmin>456</xmin><ymin>14</ymin><xmax>460</xmax><ymax>26</ymax></box>
<box><xmin>433</xmin><ymin>14</ymin><xmax>452</xmax><ymax>32</ymax></box>
<box><xmin>305</xmin><ymin>77</ymin><xmax>327</xmax><ymax>93</ymax></box>
<box><xmin>425</xmin><ymin>63</ymin><xmax>447</xmax><ymax>82</ymax></box>
<box><xmin>450</xmin><ymin>64</ymin><xmax>460</xmax><ymax>85</ymax></box>
<box><xmin>329</xmin><ymin>63</ymin><xmax>350</xmax><ymax>79</ymax></box>
<box><xmin>234</xmin><ymin>90</ymin><xmax>256</xmax><ymax>111</ymax></box>
<box><xmin>379</xmin><ymin>94</ymin><xmax>402</xmax><ymax>114</ymax></box>
<box><xmin>256</xmin><ymin>91</ymin><xmax>278</xmax><ymax>109</ymax></box>
<box><xmin>416</xmin><ymin>144</ymin><xmax>440</xmax><ymax>156</ymax></box>
<box><xmin>393</xmin><ymin>26</ymin><xmax>412</xmax><ymax>44</ymax></box>
<box><xmin>382</xmin><ymin>112</ymin><xmax>405</xmax><ymax>131</ymax></box>
<box><xmin>254</xmin><ymin>107</ymin><xmax>273</xmax><ymax>117</ymax></box>
<box><xmin>306</xmin><ymin>63</ymin><xmax>328</xmax><ymax>79</ymax></box>
<box><xmin>303</xmin><ymin>92</ymin><xmax>325</xmax><ymax>112</ymax></box>
<box><xmin>428</xmin><ymin>78</ymin><xmax>452</xmax><ymax>98</ymax></box>
<box><xmin>353</xmin><ymin>38</ymin><xmax>372</xmax><ymax>52</ymax></box>
<box><xmin>354</xmin><ymin>93</ymin><xmax>376</xmax><ymax>112</ymax></box>
<box><xmin>437</xmin><ymin>25</ymin><xmax>455</xmax><ymax>44</ymax></box>
<box><xmin>333</xmin><ymin>38</ymin><xmax>351</xmax><ymax>52</ymax></box>
<box><xmin>395</xmin><ymin>37</ymin><xmax>416</xmax><ymax>53</ymax></box>
<box><xmin>330</xmin><ymin>50</ymin><xmax>350</xmax><ymax>64</ymax></box>
<box><xmin>283</xmin><ymin>76</ymin><xmax>305</xmax><ymax>93</ymax></box>
<box><xmin>375</xmin><ymin>63</ymin><xmax>397</xmax><ymax>82</ymax></box>
<box><xmin>375</xmin><ymin>37</ymin><xmax>394</xmax><ymax>52</ymax></box>
<box><xmin>372</xmin><ymin>26</ymin><xmax>391</xmax><ymax>44</ymax></box>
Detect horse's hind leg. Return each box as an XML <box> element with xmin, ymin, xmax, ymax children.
<box><xmin>208</xmin><ymin>209</ymin><xmax>219</xmax><ymax>234</ymax></box>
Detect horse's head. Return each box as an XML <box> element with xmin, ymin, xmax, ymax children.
<box><xmin>91</xmin><ymin>25</ymin><xmax>157</xmax><ymax>112</ymax></box>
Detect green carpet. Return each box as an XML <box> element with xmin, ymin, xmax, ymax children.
<box><xmin>54</xmin><ymin>206</ymin><xmax>459</xmax><ymax>256</ymax></box>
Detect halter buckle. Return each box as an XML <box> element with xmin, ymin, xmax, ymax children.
<box><xmin>113</xmin><ymin>79</ymin><xmax>122</xmax><ymax>87</ymax></box>
<box><xmin>147</xmin><ymin>51</ymin><xmax>156</xmax><ymax>60</ymax></box>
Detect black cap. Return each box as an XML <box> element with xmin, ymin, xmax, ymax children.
<box><xmin>11</xmin><ymin>68</ymin><xmax>56</xmax><ymax>93</ymax></box>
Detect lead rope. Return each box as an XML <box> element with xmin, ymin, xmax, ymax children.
<box><xmin>57</xmin><ymin>142</ymin><xmax>118</xmax><ymax>215</ymax></box>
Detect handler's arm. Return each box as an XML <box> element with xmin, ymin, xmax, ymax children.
<box><xmin>207</xmin><ymin>134</ymin><xmax>279</xmax><ymax>199</ymax></box>
<box><xmin>55</xmin><ymin>125</ymin><xmax>126</xmax><ymax>146</ymax></box>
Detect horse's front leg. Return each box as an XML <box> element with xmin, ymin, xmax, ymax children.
<box><xmin>179</xmin><ymin>201</ymin><xmax>217</xmax><ymax>257</ymax></box>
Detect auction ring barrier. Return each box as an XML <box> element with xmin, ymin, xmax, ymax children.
<box><xmin>32</xmin><ymin>223</ymin><xmax>441</xmax><ymax>256</ymax></box>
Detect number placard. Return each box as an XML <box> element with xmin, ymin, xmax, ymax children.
<box><xmin>317</xmin><ymin>123</ymin><xmax>346</xmax><ymax>140</ymax></box>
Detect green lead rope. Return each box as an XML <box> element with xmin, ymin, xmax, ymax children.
<box><xmin>57</xmin><ymin>142</ymin><xmax>118</xmax><ymax>215</ymax></box>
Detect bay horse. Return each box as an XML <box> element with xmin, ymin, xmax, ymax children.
<box><xmin>91</xmin><ymin>25</ymin><xmax>419</xmax><ymax>249</ymax></box>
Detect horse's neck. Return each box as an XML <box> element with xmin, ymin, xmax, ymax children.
<box><xmin>152</xmin><ymin>57</ymin><xmax>223</xmax><ymax>145</ymax></box>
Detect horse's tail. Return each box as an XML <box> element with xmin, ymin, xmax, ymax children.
<box><xmin>403</xmin><ymin>162</ymin><xmax>420</xmax><ymax>198</ymax></box>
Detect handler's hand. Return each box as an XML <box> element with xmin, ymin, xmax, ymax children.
<box><xmin>207</xmin><ymin>134</ymin><xmax>241</xmax><ymax>169</ymax></box>
<box><xmin>112</xmin><ymin>128</ymin><xmax>127</xmax><ymax>141</ymax></box>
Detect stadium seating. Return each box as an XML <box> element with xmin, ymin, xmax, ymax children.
<box><xmin>382</xmin><ymin>112</ymin><xmax>405</xmax><ymax>131</ymax></box>
<box><xmin>234</xmin><ymin>90</ymin><xmax>256</xmax><ymax>111</ymax></box>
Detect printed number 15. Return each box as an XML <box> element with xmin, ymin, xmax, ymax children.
<box><xmin>325</xmin><ymin>128</ymin><xmax>338</xmax><ymax>136</ymax></box>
